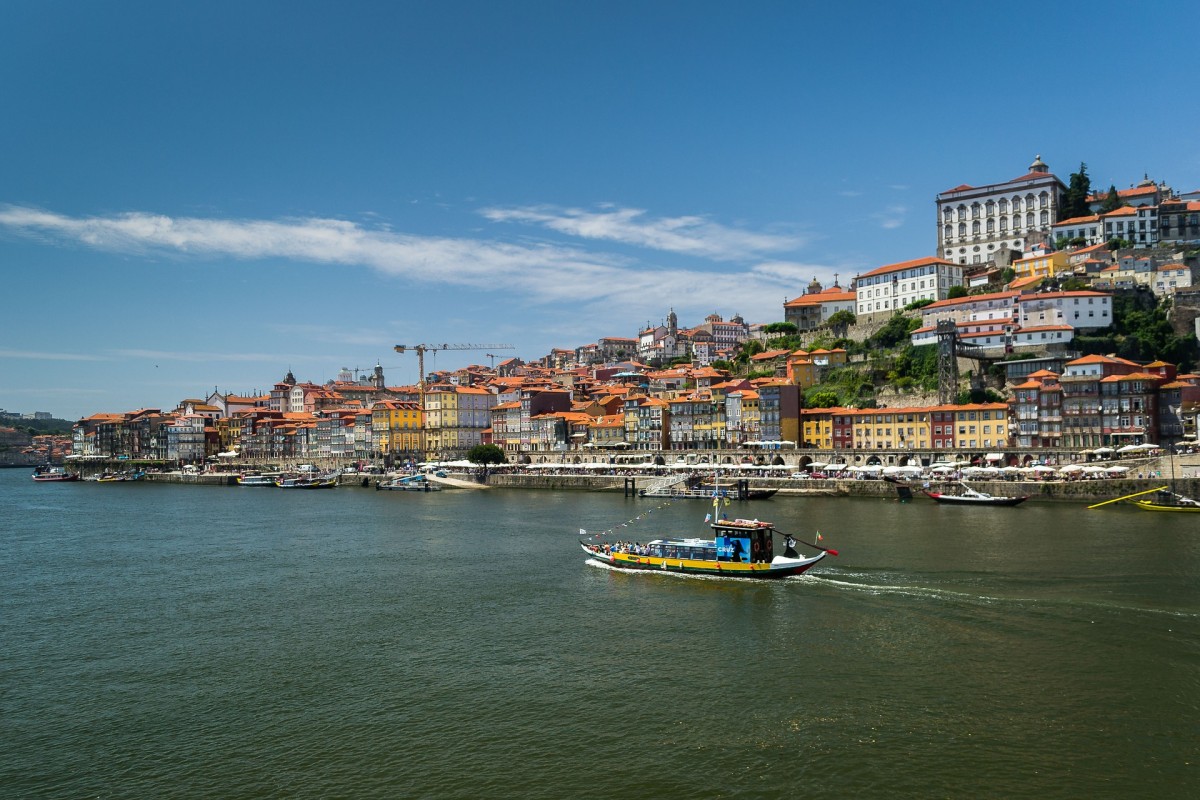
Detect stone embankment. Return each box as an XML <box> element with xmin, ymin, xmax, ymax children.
<box><xmin>116</xmin><ymin>468</ymin><xmax>1200</xmax><ymax>503</ymax></box>
<box><xmin>485</xmin><ymin>473</ymin><xmax>1200</xmax><ymax>503</ymax></box>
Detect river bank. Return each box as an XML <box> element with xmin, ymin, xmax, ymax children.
<box><xmin>80</xmin><ymin>468</ymin><xmax>1200</xmax><ymax>503</ymax></box>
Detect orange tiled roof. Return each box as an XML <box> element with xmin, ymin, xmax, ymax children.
<box><xmin>858</xmin><ymin>256</ymin><xmax>955</xmax><ymax>280</ymax></box>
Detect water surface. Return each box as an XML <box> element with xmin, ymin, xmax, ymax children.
<box><xmin>2</xmin><ymin>471</ymin><xmax>1197</xmax><ymax>798</ymax></box>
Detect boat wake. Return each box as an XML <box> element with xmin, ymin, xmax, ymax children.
<box><xmin>816</xmin><ymin>573</ymin><xmax>1200</xmax><ymax>619</ymax></box>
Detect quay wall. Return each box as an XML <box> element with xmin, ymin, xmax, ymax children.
<box><xmin>486</xmin><ymin>474</ymin><xmax>1200</xmax><ymax>503</ymax></box>
<box><xmin>126</xmin><ymin>469</ymin><xmax>1200</xmax><ymax>503</ymax></box>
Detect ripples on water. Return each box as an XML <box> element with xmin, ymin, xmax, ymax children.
<box><xmin>2</xmin><ymin>474</ymin><xmax>1198</xmax><ymax>799</ymax></box>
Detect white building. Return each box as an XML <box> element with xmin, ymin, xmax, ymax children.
<box><xmin>1100</xmin><ymin>206</ymin><xmax>1157</xmax><ymax>247</ymax></box>
<box><xmin>784</xmin><ymin>280</ymin><xmax>857</xmax><ymax>331</ymax></box>
<box><xmin>854</xmin><ymin>256</ymin><xmax>962</xmax><ymax>317</ymax></box>
<box><xmin>165</xmin><ymin>410</ymin><xmax>207</xmax><ymax>463</ymax></box>
<box><xmin>1152</xmin><ymin>263</ymin><xmax>1195</xmax><ymax>297</ymax></box>
<box><xmin>1051</xmin><ymin>214</ymin><xmax>1104</xmax><ymax>246</ymax></box>
<box><xmin>936</xmin><ymin>155</ymin><xmax>1067</xmax><ymax>266</ymax></box>
<box><xmin>910</xmin><ymin>289</ymin><xmax>1111</xmax><ymax>353</ymax></box>
<box><xmin>1018</xmin><ymin>291</ymin><xmax>1112</xmax><ymax>332</ymax></box>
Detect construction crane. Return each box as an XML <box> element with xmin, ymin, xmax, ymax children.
<box><xmin>392</xmin><ymin>343</ymin><xmax>515</xmax><ymax>458</ymax></box>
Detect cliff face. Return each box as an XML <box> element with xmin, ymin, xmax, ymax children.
<box><xmin>0</xmin><ymin>426</ymin><xmax>38</xmax><ymax>466</ymax></box>
<box><xmin>1170</xmin><ymin>286</ymin><xmax>1200</xmax><ymax>339</ymax></box>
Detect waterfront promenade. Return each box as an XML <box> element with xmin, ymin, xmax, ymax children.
<box><xmin>77</xmin><ymin>462</ymin><xmax>1200</xmax><ymax>504</ymax></box>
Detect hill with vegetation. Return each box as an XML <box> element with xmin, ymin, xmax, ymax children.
<box><xmin>722</xmin><ymin>287</ymin><xmax>1198</xmax><ymax>410</ymax></box>
<box><xmin>0</xmin><ymin>417</ymin><xmax>76</xmax><ymax>436</ymax></box>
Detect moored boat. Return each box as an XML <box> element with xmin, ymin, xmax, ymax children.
<box><xmin>237</xmin><ymin>473</ymin><xmax>278</xmax><ymax>486</ymax></box>
<box><xmin>376</xmin><ymin>474</ymin><xmax>441</xmax><ymax>491</ymax></box>
<box><xmin>922</xmin><ymin>483</ymin><xmax>1028</xmax><ymax>507</ymax></box>
<box><xmin>95</xmin><ymin>469</ymin><xmax>146</xmax><ymax>482</ymax></box>
<box><xmin>1131</xmin><ymin>489</ymin><xmax>1200</xmax><ymax>512</ymax></box>
<box><xmin>275</xmin><ymin>474</ymin><xmax>338</xmax><ymax>489</ymax></box>
<box><xmin>32</xmin><ymin>465</ymin><xmax>79</xmax><ymax>482</ymax></box>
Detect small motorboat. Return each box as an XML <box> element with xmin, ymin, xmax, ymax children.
<box><xmin>923</xmin><ymin>483</ymin><xmax>1028</xmax><ymax>507</ymax></box>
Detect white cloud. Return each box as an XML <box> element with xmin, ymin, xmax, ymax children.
<box><xmin>109</xmin><ymin>348</ymin><xmax>311</xmax><ymax>363</ymax></box>
<box><xmin>875</xmin><ymin>205</ymin><xmax>907</xmax><ymax>230</ymax></box>
<box><xmin>0</xmin><ymin>348</ymin><xmax>112</xmax><ymax>361</ymax></box>
<box><xmin>0</xmin><ymin>203</ymin><xmax>836</xmax><ymax>324</ymax></box>
<box><xmin>480</xmin><ymin>205</ymin><xmax>805</xmax><ymax>261</ymax></box>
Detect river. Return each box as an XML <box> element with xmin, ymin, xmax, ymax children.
<box><xmin>1</xmin><ymin>469</ymin><xmax>1197</xmax><ymax>798</ymax></box>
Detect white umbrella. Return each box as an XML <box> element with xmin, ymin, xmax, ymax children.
<box><xmin>1116</xmin><ymin>444</ymin><xmax>1140</xmax><ymax>454</ymax></box>
<box><xmin>1094</xmin><ymin>447</ymin><xmax>1114</xmax><ymax>455</ymax></box>
<box><xmin>1031</xmin><ymin>465</ymin><xmax>1056</xmax><ymax>473</ymax></box>
<box><xmin>1106</xmin><ymin>465</ymin><xmax>1130</xmax><ymax>473</ymax></box>
<box><xmin>1058</xmin><ymin>464</ymin><xmax>1084</xmax><ymax>473</ymax></box>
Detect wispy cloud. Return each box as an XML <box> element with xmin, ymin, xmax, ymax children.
<box><xmin>0</xmin><ymin>204</ymin><xmax>836</xmax><ymax>321</ymax></box>
<box><xmin>874</xmin><ymin>205</ymin><xmax>908</xmax><ymax>230</ymax></box>
<box><xmin>0</xmin><ymin>348</ymin><xmax>112</xmax><ymax>361</ymax></box>
<box><xmin>480</xmin><ymin>205</ymin><xmax>804</xmax><ymax>261</ymax></box>
<box><xmin>110</xmin><ymin>348</ymin><xmax>311</xmax><ymax>363</ymax></box>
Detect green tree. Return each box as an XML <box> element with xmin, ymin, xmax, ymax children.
<box><xmin>947</xmin><ymin>285</ymin><xmax>968</xmax><ymax>299</ymax></box>
<box><xmin>762</xmin><ymin>321</ymin><xmax>798</xmax><ymax>335</ymax></box>
<box><xmin>804</xmin><ymin>390</ymin><xmax>841</xmax><ymax>408</ymax></box>
<box><xmin>826</xmin><ymin>309</ymin><xmax>855</xmax><ymax>338</ymax></box>
<box><xmin>1000</xmin><ymin>267</ymin><xmax>1016</xmax><ymax>284</ymax></box>
<box><xmin>1062</xmin><ymin>162</ymin><xmax>1092</xmax><ymax>219</ymax></box>
<box><xmin>866</xmin><ymin>314</ymin><xmax>920</xmax><ymax>350</ymax></box>
<box><xmin>957</xmin><ymin>388</ymin><xmax>1006</xmax><ymax>404</ymax></box>
<box><xmin>1099</xmin><ymin>184</ymin><xmax>1124</xmax><ymax>213</ymax></box>
<box><xmin>734</xmin><ymin>338</ymin><xmax>765</xmax><ymax>366</ymax></box>
<box><xmin>467</xmin><ymin>444</ymin><xmax>506</xmax><ymax>465</ymax></box>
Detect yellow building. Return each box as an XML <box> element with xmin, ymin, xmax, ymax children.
<box><xmin>371</xmin><ymin>400</ymin><xmax>422</xmax><ymax>456</ymax></box>
<box><xmin>1012</xmin><ymin>250</ymin><xmax>1071</xmax><ymax>281</ymax></box>
<box><xmin>948</xmin><ymin>403</ymin><xmax>1010</xmax><ymax>449</ymax></box>
<box><xmin>800</xmin><ymin>408</ymin><xmax>837</xmax><ymax>449</ymax></box>
<box><xmin>849</xmin><ymin>407</ymin><xmax>932</xmax><ymax>450</ymax></box>
<box><xmin>423</xmin><ymin>385</ymin><xmax>495</xmax><ymax>454</ymax></box>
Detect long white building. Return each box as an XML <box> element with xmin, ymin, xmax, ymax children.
<box><xmin>854</xmin><ymin>256</ymin><xmax>963</xmax><ymax>317</ymax></box>
<box><xmin>936</xmin><ymin>155</ymin><xmax>1067</xmax><ymax>266</ymax></box>
<box><xmin>910</xmin><ymin>289</ymin><xmax>1112</xmax><ymax>353</ymax></box>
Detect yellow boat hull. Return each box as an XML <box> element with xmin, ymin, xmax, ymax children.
<box><xmin>1132</xmin><ymin>500</ymin><xmax>1200</xmax><ymax>512</ymax></box>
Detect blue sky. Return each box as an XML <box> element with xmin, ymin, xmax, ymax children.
<box><xmin>2</xmin><ymin>1</ymin><xmax>1198</xmax><ymax>420</ymax></box>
